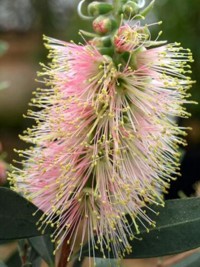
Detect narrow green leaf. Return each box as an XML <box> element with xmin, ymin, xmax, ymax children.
<box><xmin>31</xmin><ymin>257</ymin><xmax>42</xmax><ymax>267</ymax></box>
<box><xmin>72</xmin><ymin>258</ymin><xmax>121</xmax><ymax>267</ymax></box>
<box><xmin>82</xmin><ymin>197</ymin><xmax>200</xmax><ymax>258</ymax></box>
<box><xmin>95</xmin><ymin>259</ymin><xmax>121</xmax><ymax>267</ymax></box>
<box><xmin>29</xmin><ymin>236</ymin><xmax>55</xmax><ymax>267</ymax></box>
<box><xmin>27</xmin><ymin>243</ymin><xmax>42</xmax><ymax>267</ymax></box>
<box><xmin>171</xmin><ymin>252</ymin><xmax>200</xmax><ymax>267</ymax></box>
<box><xmin>28</xmin><ymin>244</ymin><xmax>41</xmax><ymax>263</ymax></box>
<box><xmin>140</xmin><ymin>0</ymin><xmax>155</xmax><ymax>17</ymax></box>
<box><xmin>5</xmin><ymin>251</ymin><xmax>21</xmax><ymax>267</ymax></box>
<box><xmin>0</xmin><ymin>188</ymin><xmax>52</xmax><ymax>240</ymax></box>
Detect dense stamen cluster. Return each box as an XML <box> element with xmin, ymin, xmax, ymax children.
<box><xmin>9</xmin><ymin>19</ymin><xmax>194</xmax><ymax>265</ymax></box>
<box><xmin>114</xmin><ymin>23</ymin><xmax>149</xmax><ymax>52</ymax></box>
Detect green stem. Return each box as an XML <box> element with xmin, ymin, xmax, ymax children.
<box><xmin>113</xmin><ymin>0</ymin><xmax>121</xmax><ymax>11</ymax></box>
<box><xmin>113</xmin><ymin>0</ymin><xmax>122</xmax><ymax>25</ymax></box>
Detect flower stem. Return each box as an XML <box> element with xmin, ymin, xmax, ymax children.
<box><xmin>113</xmin><ymin>0</ymin><xmax>122</xmax><ymax>25</ymax></box>
<box><xmin>58</xmin><ymin>236</ymin><xmax>71</xmax><ymax>267</ymax></box>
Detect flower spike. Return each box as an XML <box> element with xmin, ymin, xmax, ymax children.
<box><xmin>9</xmin><ymin>0</ymin><xmax>195</xmax><ymax>266</ymax></box>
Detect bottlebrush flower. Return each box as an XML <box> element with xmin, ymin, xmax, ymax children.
<box><xmin>9</xmin><ymin>19</ymin><xmax>195</xmax><ymax>266</ymax></box>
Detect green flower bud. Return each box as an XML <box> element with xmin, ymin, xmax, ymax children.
<box><xmin>90</xmin><ymin>36</ymin><xmax>112</xmax><ymax>48</ymax></box>
<box><xmin>93</xmin><ymin>16</ymin><xmax>117</xmax><ymax>35</ymax></box>
<box><xmin>98</xmin><ymin>47</ymin><xmax>114</xmax><ymax>57</ymax></box>
<box><xmin>122</xmin><ymin>1</ymin><xmax>139</xmax><ymax>18</ymax></box>
<box><xmin>129</xmin><ymin>46</ymin><xmax>146</xmax><ymax>69</ymax></box>
<box><xmin>88</xmin><ymin>2</ymin><xmax>113</xmax><ymax>17</ymax></box>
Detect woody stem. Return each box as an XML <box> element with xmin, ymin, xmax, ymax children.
<box><xmin>58</xmin><ymin>236</ymin><xmax>71</xmax><ymax>267</ymax></box>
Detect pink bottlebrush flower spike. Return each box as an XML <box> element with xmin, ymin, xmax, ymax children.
<box><xmin>9</xmin><ymin>0</ymin><xmax>196</xmax><ymax>265</ymax></box>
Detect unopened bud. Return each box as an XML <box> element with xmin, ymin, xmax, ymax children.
<box><xmin>88</xmin><ymin>2</ymin><xmax>113</xmax><ymax>17</ymax></box>
<box><xmin>93</xmin><ymin>16</ymin><xmax>117</xmax><ymax>35</ymax></box>
<box><xmin>129</xmin><ymin>46</ymin><xmax>146</xmax><ymax>69</ymax></box>
<box><xmin>89</xmin><ymin>36</ymin><xmax>112</xmax><ymax>48</ymax></box>
<box><xmin>98</xmin><ymin>47</ymin><xmax>114</xmax><ymax>57</ymax></box>
<box><xmin>122</xmin><ymin>1</ymin><xmax>139</xmax><ymax>18</ymax></box>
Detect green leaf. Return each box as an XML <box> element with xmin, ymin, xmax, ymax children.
<box><xmin>72</xmin><ymin>258</ymin><xmax>121</xmax><ymax>267</ymax></box>
<box><xmin>5</xmin><ymin>251</ymin><xmax>21</xmax><ymax>267</ymax></box>
<box><xmin>28</xmin><ymin>236</ymin><xmax>55</xmax><ymax>267</ymax></box>
<box><xmin>171</xmin><ymin>252</ymin><xmax>200</xmax><ymax>267</ymax></box>
<box><xmin>0</xmin><ymin>188</ymin><xmax>52</xmax><ymax>240</ymax></box>
<box><xmin>95</xmin><ymin>259</ymin><xmax>121</xmax><ymax>267</ymax></box>
<box><xmin>31</xmin><ymin>257</ymin><xmax>42</xmax><ymax>267</ymax></box>
<box><xmin>82</xmin><ymin>197</ymin><xmax>200</xmax><ymax>259</ymax></box>
<box><xmin>140</xmin><ymin>0</ymin><xmax>155</xmax><ymax>17</ymax></box>
<box><xmin>0</xmin><ymin>262</ymin><xmax>7</xmax><ymax>267</ymax></box>
<box><xmin>26</xmin><ymin>242</ymin><xmax>42</xmax><ymax>267</ymax></box>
